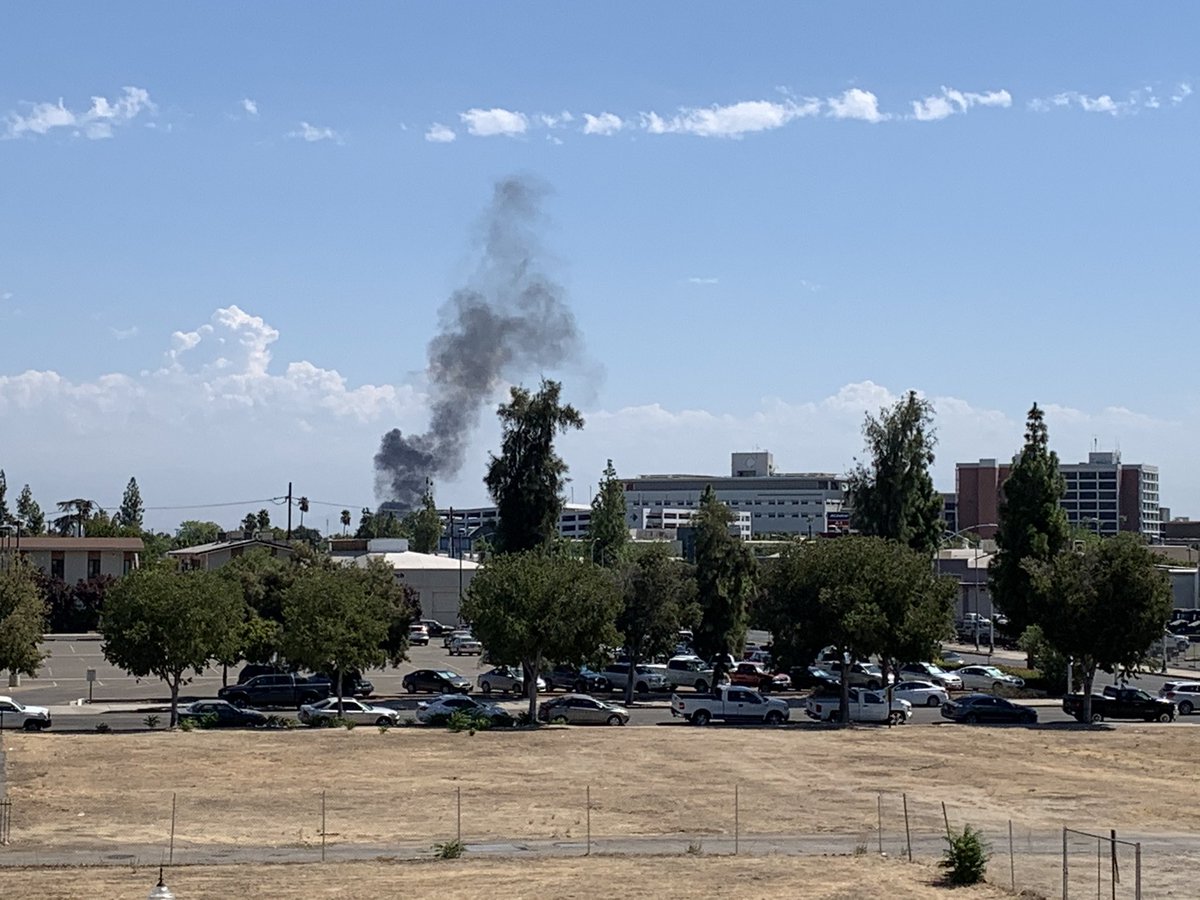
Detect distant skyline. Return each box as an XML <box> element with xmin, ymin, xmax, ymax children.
<box><xmin>1</xmin><ymin>4</ymin><xmax>1196</xmax><ymax>531</ymax></box>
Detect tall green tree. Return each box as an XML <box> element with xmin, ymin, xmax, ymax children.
<box><xmin>761</xmin><ymin>535</ymin><xmax>956</xmax><ymax>722</ymax></box>
<box><xmin>485</xmin><ymin>379</ymin><xmax>584</xmax><ymax>555</ymax></box>
<box><xmin>691</xmin><ymin>485</ymin><xmax>756</xmax><ymax>685</ymax></box>
<box><xmin>355</xmin><ymin>508</ymin><xmax>404</xmax><ymax>539</ymax></box>
<box><xmin>404</xmin><ymin>489</ymin><xmax>443</xmax><ymax>554</ymax></box>
<box><xmin>174</xmin><ymin>520</ymin><xmax>222</xmax><ymax>548</ymax></box>
<box><xmin>588</xmin><ymin>459</ymin><xmax>629</xmax><ymax>568</ymax></box>
<box><xmin>241</xmin><ymin>512</ymin><xmax>259</xmax><ymax>533</ymax></box>
<box><xmin>989</xmin><ymin>403</ymin><xmax>1070</xmax><ymax>636</ymax></box>
<box><xmin>847</xmin><ymin>390</ymin><xmax>943</xmax><ymax>553</ymax></box>
<box><xmin>462</xmin><ymin>550</ymin><xmax>622</xmax><ymax>719</ymax></box>
<box><xmin>256</xmin><ymin>509</ymin><xmax>272</xmax><ymax>531</ymax></box>
<box><xmin>281</xmin><ymin>563</ymin><xmax>400</xmax><ymax>714</ymax></box>
<box><xmin>0</xmin><ymin>559</ymin><xmax>48</xmax><ymax>677</ymax></box>
<box><xmin>1027</xmin><ymin>533</ymin><xmax>1171</xmax><ymax>723</ymax></box>
<box><xmin>616</xmin><ymin>545</ymin><xmax>698</xmax><ymax>705</ymax></box>
<box><xmin>16</xmin><ymin>485</ymin><xmax>45</xmax><ymax>535</ymax></box>
<box><xmin>117</xmin><ymin>477</ymin><xmax>144</xmax><ymax>530</ymax></box>
<box><xmin>340</xmin><ymin>509</ymin><xmax>352</xmax><ymax>535</ymax></box>
<box><xmin>54</xmin><ymin>498</ymin><xmax>95</xmax><ymax>536</ymax></box>
<box><xmin>101</xmin><ymin>566</ymin><xmax>244</xmax><ymax>725</ymax></box>
<box><xmin>0</xmin><ymin>469</ymin><xmax>10</xmax><ymax>524</ymax></box>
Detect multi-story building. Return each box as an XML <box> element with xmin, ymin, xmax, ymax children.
<box><xmin>955</xmin><ymin>451</ymin><xmax>1162</xmax><ymax>540</ymax></box>
<box><xmin>632</xmin><ymin>506</ymin><xmax>752</xmax><ymax>539</ymax></box>
<box><xmin>621</xmin><ymin>451</ymin><xmax>847</xmax><ymax>538</ymax></box>
<box><xmin>8</xmin><ymin>537</ymin><xmax>143</xmax><ymax>581</ymax></box>
<box><xmin>434</xmin><ymin>503</ymin><xmax>593</xmax><ymax>552</ymax></box>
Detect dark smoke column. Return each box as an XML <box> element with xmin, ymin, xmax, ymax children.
<box><xmin>374</xmin><ymin>176</ymin><xmax>582</xmax><ymax>511</ymax></box>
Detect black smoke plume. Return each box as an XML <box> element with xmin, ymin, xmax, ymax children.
<box><xmin>374</xmin><ymin>176</ymin><xmax>582</xmax><ymax>511</ymax></box>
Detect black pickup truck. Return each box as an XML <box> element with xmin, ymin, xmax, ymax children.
<box><xmin>218</xmin><ymin>674</ymin><xmax>331</xmax><ymax>709</ymax></box>
<box><xmin>1062</xmin><ymin>685</ymin><xmax>1175</xmax><ymax>723</ymax></box>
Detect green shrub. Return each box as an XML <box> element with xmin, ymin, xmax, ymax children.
<box><xmin>177</xmin><ymin>718</ymin><xmax>195</xmax><ymax>732</ymax></box>
<box><xmin>197</xmin><ymin>713</ymin><xmax>219</xmax><ymax>730</ymax></box>
<box><xmin>94</xmin><ymin>723</ymin><xmax>112</xmax><ymax>734</ymax></box>
<box><xmin>447</xmin><ymin>710</ymin><xmax>492</xmax><ymax>735</ymax></box>
<box><xmin>144</xmin><ymin>714</ymin><xmax>161</xmax><ymax>729</ymax></box>
<box><xmin>941</xmin><ymin>824</ymin><xmax>989</xmax><ymax>885</ymax></box>
<box><xmin>434</xmin><ymin>839</ymin><xmax>465</xmax><ymax>859</ymax></box>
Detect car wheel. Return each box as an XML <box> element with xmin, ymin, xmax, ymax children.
<box><xmin>1158</xmin><ymin>711</ymin><xmax>1173</xmax><ymax>723</ymax></box>
<box><xmin>23</xmin><ymin>720</ymin><xmax>40</xmax><ymax>732</ymax></box>
<box><xmin>480</xmin><ymin>682</ymin><xmax>491</xmax><ymax>695</ymax></box>
<box><xmin>992</xmin><ymin>681</ymin><xmax>1003</xmax><ymax>692</ymax></box>
<box><xmin>927</xmin><ymin>696</ymin><xmax>941</xmax><ymax>707</ymax></box>
<box><xmin>1090</xmin><ymin>712</ymin><xmax>1102</xmax><ymax>724</ymax></box>
<box><xmin>607</xmin><ymin>714</ymin><xmax>624</xmax><ymax>726</ymax></box>
<box><xmin>635</xmin><ymin>682</ymin><xmax>648</xmax><ymax>695</ymax></box>
<box><xmin>513</xmin><ymin>683</ymin><xmax>524</xmax><ymax>697</ymax></box>
<box><xmin>1180</xmin><ymin>700</ymin><xmax>1194</xmax><ymax>715</ymax></box>
<box><xmin>552</xmin><ymin>714</ymin><xmax>569</xmax><ymax>725</ymax></box>
<box><xmin>375</xmin><ymin>717</ymin><xmax>392</xmax><ymax>727</ymax></box>
<box><xmin>405</xmin><ymin>682</ymin><xmax>416</xmax><ymax>694</ymax></box>
<box><xmin>765</xmin><ymin>710</ymin><xmax>784</xmax><ymax>726</ymax></box>
<box><xmin>964</xmin><ymin>713</ymin><xmax>978</xmax><ymax>724</ymax></box>
<box><xmin>573</xmin><ymin>679</ymin><xmax>587</xmax><ymax>693</ymax></box>
<box><xmin>693</xmin><ymin>679</ymin><xmax>708</xmax><ymax>693</ymax></box>
<box><xmin>692</xmin><ymin>710</ymin><xmax>711</xmax><ymax>726</ymax></box>
<box><xmin>229</xmin><ymin>696</ymin><xmax>247</xmax><ymax>708</ymax></box>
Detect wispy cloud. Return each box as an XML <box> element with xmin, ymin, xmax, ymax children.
<box><xmin>582</xmin><ymin>112</ymin><xmax>624</xmax><ymax>136</ymax></box>
<box><xmin>539</xmin><ymin>111</ymin><xmax>573</xmax><ymax>128</ymax></box>
<box><xmin>288</xmin><ymin>121</ymin><xmax>341</xmax><ymax>143</ymax></box>
<box><xmin>242</xmin><ymin>98</ymin><xmax>258</xmax><ymax>117</ymax></box>
<box><xmin>687</xmin><ymin>276</ymin><xmax>719</xmax><ymax>285</ymax></box>
<box><xmin>641</xmin><ymin>98</ymin><xmax>820</xmax><ymax>138</ymax></box>
<box><xmin>424</xmin><ymin>123</ymin><xmax>456</xmax><ymax>143</ymax></box>
<box><xmin>1029</xmin><ymin>83</ymin><xmax>1192</xmax><ymax>116</ymax></box>
<box><xmin>826</xmin><ymin>88</ymin><xmax>887</xmax><ymax>123</ymax></box>
<box><xmin>4</xmin><ymin>86</ymin><xmax>155</xmax><ymax>140</ymax></box>
<box><xmin>910</xmin><ymin>87</ymin><xmax>1012</xmax><ymax>122</ymax></box>
<box><xmin>109</xmin><ymin>326</ymin><xmax>139</xmax><ymax>341</ymax></box>
<box><xmin>1172</xmin><ymin>83</ymin><xmax>1193</xmax><ymax>105</ymax></box>
<box><xmin>460</xmin><ymin>107</ymin><xmax>528</xmax><ymax>137</ymax></box>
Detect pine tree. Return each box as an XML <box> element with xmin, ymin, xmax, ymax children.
<box><xmin>16</xmin><ymin>485</ymin><xmax>44</xmax><ymax>535</ymax></box>
<box><xmin>0</xmin><ymin>469</ymin><xmax>10</xmax><ymax>524</ymax></box>
<box><xmin>588</xmin><ymin>459</ymin><xmax>629</xmax><ymax>567</ymax></box>
<box><xmin>989</xmin><ymin>403</ymin><xmax>1070</xmax><ymax>635</ymax></box>
<box><xmin>118</xmin><ymin>477</ymin><xmax>144</xmax><ymax>530</ymax></box>
<box><xmin>847</xmin><ymin>390</ymin><xmax>943</xmax><ymax>553</ymax></box>
<box><xmin>692</xmin><ymin>485</ymin><xmax>756</xmax><ymax>684</ymax></box>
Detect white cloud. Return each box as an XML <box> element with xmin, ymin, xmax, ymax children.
<box><xmin>687</xmin><ymin>276</ymin><xmax>718</xmax><ymax>285</ymax></box>
<box><xmin>242</xmin><ymin>98</ymin><xmax>259</xmax><ymax>116</ymax></box>
<box><xmin>289</xmin><ymin>121</ymin><xmax>341</xmax><ymax>143</ymax></box>
<box><xmin>459</xmin><ymin>107</ymin><xmax>528</xmax><ymax>137</ymax></box>
<box><xmin>1172</xmin><ymin>83</ymin><xmax>1193</xmax><ymax>105</ymax></box>
<box><xmin>826</xmin><ymin>88</ymin><xmax>887</xmax><ymax>123</ymax></box>
<box><xmin>109</xmin><ymin>326</ymin><xmax>139</xmax><ymax>341</ymax></box>
<box><xmin>1026</xmin><ymin>88</ymin><xmax>1170</xmax><ymax>117</ymax></box>
<box><xmin>1</xmin><ymin>291</ymin><xmax>12</xmax><ymax>301</ymax></box>
<box><xmin>582</xmin><ymin>112</ymin><xmax>624</xmax><ymax>135</ymax></box>
<box><xmin>639</xmin><ymin>98</ymin><xmax>820</xmax><ymax>138</ymax></box>
<box><xmin>4</xmin><ymin>86</ymin><xmax>154</xmax><ymax>140</ymax></box>
<box><xmin>539</xmin><ymin>111</ymin><xmax>573</xmax><ymax>128</ymax></box>
<box><xmin>425</xmin><ymin>123</ymin><xmax>457</xmax><ymax>143</ymax></box>
<box><xmin>910</xmin><ymin>87</ymin><xmax>1012</xmax><ymax>122</ymax></box>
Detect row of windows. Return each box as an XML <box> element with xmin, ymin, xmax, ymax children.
<box><xmin>1063</xmin><ymin>492</ymin><xmax>1118</xmax><ymax>501</ymax></box>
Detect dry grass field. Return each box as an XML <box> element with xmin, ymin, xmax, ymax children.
<box><xmin>5</xmin><ymin>725</ymin><xmax>1200</xmax><ymax>896</ymax></box>
<box><xmin>1</xmin><ymin>854</ymin><xmax>1024</xmax><ymax>899</ymax></box>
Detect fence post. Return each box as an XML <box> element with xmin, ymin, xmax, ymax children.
<box><xmin>1097</xmin><ymin>836</ymin><xmax>1101</xmax><ymax>900</ymax></box>
<box><xmin>1110</xmin><ymin>829</ymin><xmax>1117</xmax><ymax>900</ymax></box>
<box><xmin>1063</xmin><ymin>826</ymin><xmax>1069</xmax><ymax>900</ymax></box>
<box><xmin>902</xmin><ymin>793</ymin><xmax>912</xmax><ymax>862</ymax></box>
<box><xmin>941</xmin><ymin>800</ymin><xmax>951</xmax><ymax>839</ymax></box>
<box><xmin>456</xmin><ymin>786</ymin><xmax>462</xmax><ymax>845</ymax></box>
<box><xmin>734</xmin><ymin>783</ymin><xmax>739</xmax><ymax>856</ymax></box>
<box><xmin>169</xmin><ymin>792</ymin><xmax>177</xmax><ymax>865</ymax></box>
<box><xmin>877</xmin><ymin>794</ymin><xmax>883</xmax><ymax>855</ymax></box>
<box><xmin>1009</xmin><ymin>820</ymin><xmax>1015</xmax><ymax>891</ymax></box>
<box><xmin>586</xmin><ymin>784</ymin><xmax>591</xmax><ymax>857</ymax></box>
<box><xmin>321</xmin><ymin>790</ymin><xmax>326</xmax><ymax>863</ymax></box>
<box><xmin>1134</xmin><ymin>842</ymin><xmax>1141</xmax><ymax>900</ymax></box>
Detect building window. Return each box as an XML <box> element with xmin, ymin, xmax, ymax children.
<box><xmin>87</xmin><ymin>552</ymin><xmax>102</xmax><ymax>578</ymax></box>
<box><xmin>123</xmin><ymin>552</ymin><xmax>135</xmax><ymax>575</ymax></box>
<box><xmin>50</xmin><ymin>553</ymin><xmax>65</xmax><ymax>579</ymax></box>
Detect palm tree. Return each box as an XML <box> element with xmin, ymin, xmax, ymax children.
<box><xmin>340</xmin><ymin>509</ymin><xmax>351</xmax><ymax>535</ymax></box>
<box><xmin>54</xmin><ymin>498</ymin><xmax>95</xmax><ymax>536</ymax></box>
<box><xmin>298</xmin><ymin>496</ymin><xmax>309</xmax><ymax>528</ymax></box>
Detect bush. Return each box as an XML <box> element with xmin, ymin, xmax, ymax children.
<box><xmin>447</xmin><ymin>710</ymin><xmax>492</xmax><ymax>735</ymax></box>
<box><xmin>94</xmin><ymin>723</ymin><xmax>112</xmax><ymax>735</ymax></box>
<box><xmin>177</xmin><ymin>718</ymin><xmax>194</xmax><ymax>732</ymax></box>
<box><xmin>265</xmin><ymin>715</ymin><xmax>297</xmax><ymax>729</ymax></box>
<box><xmin>434</xmin><ymin>839</ymin><xmax>465</xmax><ymax>859</ymax></box>
<box><xmin>197</xmin><ymin>713</ymin><xmax>219</xmax><ymax>730</ymax></box>
<box><xmin>941</xmin><ymin>824</ymin><xmax>989</xmax><ymax>885</ymax></box>
<box><xmin>144</xmin><ymin>714</ymin><xmax>161</xmax><ymax>729</ymax></box>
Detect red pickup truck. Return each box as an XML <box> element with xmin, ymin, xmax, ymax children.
<box><xmin>728</xmin><ymin>661</ymin><xmax>792</xmax><ymax>693</ymax></box>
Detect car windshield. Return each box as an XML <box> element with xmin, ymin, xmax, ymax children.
<box><xmin>436</xmin><ymin>671</ymin><xmax>461</xmax><ymax>679</ymax></box>
<box><xmin>859</xmin><ymin>664</ymin><xmax>881</xmax><ymax>675</ymax></box>
<box><xmin>926</xmin><ymin>664</ymin><xmax>948</xmax><ymax>675</ymax></box>
<box><xmin>980</xmin><ymin>667</ymin><xmax>1004</xmax><ymax>676</ymax></box>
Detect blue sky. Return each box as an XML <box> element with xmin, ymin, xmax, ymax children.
<box><xmin>1</xmin><ymin>4</ymin><xmax>1197</xmax><ymax>530</ymax></box>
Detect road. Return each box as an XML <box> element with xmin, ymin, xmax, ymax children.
<box><xmin>5</xmin><ymin>634</ymin><xmax>1198</xmax><ymax>733</ymax></box>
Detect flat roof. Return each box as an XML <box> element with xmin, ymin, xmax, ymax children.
<box><xmin>16</xmin><ymin>537</ymin><xmax>145</xmax><ymax>551</ymax></box>
<box><xmin>167</xmin><ymin>538</ymin><xmax>294</xmax><ymax>556</ymax></box>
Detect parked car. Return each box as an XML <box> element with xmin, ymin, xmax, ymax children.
<box><xmin>825</xmin><ymin>660</ymin><xmax>893</xmax><ymax>689</ymax></box>
<box><xmin>938</xmin><ymin>649</ymin><xmax>965</xmax><ymax>666</ymax></box>
<box><xmin>420</xmin><ymin>618</ymin><xmax>453</xmax><ymax>637</ymax></box>
<box><xmin>955</xmin><ymin>665</ymin><xmax>1024</xmax><ymax>692</ymax></box>
<box><xmin>899</xmin><ymin>662</ymin><xmax>963</xmax><ymax>691</ymax></box>
<box><xmin>789</xmin><ymin>666</ymin><xmax>842</xmax><ymax>692</ymax></box>
<box><xmin>664</xmin><ymin>656</ymin><xmax>715</xmax><ymax>693</ymax></box>
<box><xmin>299</xmin><ymin>697</ymin><xmax>402</xmax><ymax>727</ymax></box>
<box><xmin>602</xmin><ymin>662</ymin><xmax>669</xmax><ymax>695</ymax></box>
<box><xmin>956</xmin><ymin>614</ymin><xmax>992</xmax><ymax>641</ymax></box>
<box><xmin>544</xmin><ymin>665</ymin><xmax>610</xmax><ymax>694</ymax></box>
<box><xmin>416</xmin><ymin>694</ymin><xmax>513</xmax><ymax>726</ymax></box>
<box><xmin>1062</xmin><ymin>685</ymin><xmax>1174</xmax><ymax>723</ymax></box>
<box><xmin>402</xmin><ymin>668</ymin><xmax>472</xmax><ymax>694</ymax></box>
<box><xmin>671</xmin><ymin>684</ymin><xmax>789</xmax><ymax>726</ymax></box>
<box><xmin>729</xmin><ymin>661</ymin><xmax>791</xmax><ymax>693</ymax></box>
<box><xmin>892</xmin><ymin>680</ymin><xmax>950</xmax><ymax>708</ymax></box>
<box><xmin>236</xmin><ymin>663</ymin><xmax>286</xmax><ymax>684</ymax></box>
<box><xmin>477</xmin><ymin>666</ymin><xmax>545</xmax><ymax>696</ymax></box>
<box><xmin>1160</xmin><ymin>681</ymin><xmax>1200</xmax><ymax>715</ymax></box>
<box><xmin>538</xmin><ymin>693</ymin><xmax>630</xmax><ymax>726</ymax></box>
<box><xmin>408</xmin><ymin>625</ymin><xmax>430</xmax><ymax>646</ymax></box>
<box><xmin>311</xmin><ymin>671</ymin><xmax>375</xmax><ymax>698</ymax></box>
<box><xmin>443</xmin><ymin>629</ymin><xmax>474</xmax><ymax>648</ymax></box>
<box><xmin>448</xmin><ymin>635</ymin><xmax>483</xmax><ymax>656</ymax></box>
<box><xmin>218</xmin><ymin>674</ymin><xmax>330</xmax><ymax>708</ymax></box>
<box><xmin>0</xmin><ymin>695</ymin><xmax>51</xmax><ymax>731</ymax></box>
<box><xmin>805</xmin><ymin>686</ymin><xmax>910</xmax><ymax>724</ymax></box>
<box><xmin>941</xmin><ymin>694</ymin><xmax>1037</xmax><ymax>724</ymax></box>
<box><xmin>177</xmin><ymin>699</ymin><xmax>268</xmax><ymax>728</ymax></box>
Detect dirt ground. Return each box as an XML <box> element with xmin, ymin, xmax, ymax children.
<box><xmin>1</xmin><ymin>854</ymin><xmax>1026</xmax><ymax>899</ymax></box>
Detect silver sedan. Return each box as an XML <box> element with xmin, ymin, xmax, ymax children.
<box><xmin>299</xmin><ymin>698</ymin><xmax>401</xmax><ymax>726</ymax></box>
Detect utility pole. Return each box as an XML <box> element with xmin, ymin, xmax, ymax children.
<box><xmin>286</xmin><ymin>482</ymin><xmax>293</xmax><ymax>541</ymax></box>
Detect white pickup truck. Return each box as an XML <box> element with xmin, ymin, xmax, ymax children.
<box><xmin>671</xmin><ymin>684</ymin><xmax>790</xmax><ymax>726</ymax></box>
<box><xmin>805</xmin><ymin>687</ymin><xmax>911</xmax><ymax>724</ymax></box>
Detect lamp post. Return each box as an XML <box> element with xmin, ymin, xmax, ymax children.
<box><xmin>148</xmin><ymin>867</ymin><xmax>174</xmax><ymax>900</ymax></box>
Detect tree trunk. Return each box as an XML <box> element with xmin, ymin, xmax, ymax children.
<box><xmin>624</xmin><ymin>643</ymin><xmax>638</xmax><ymax>708</ymax></box>
<box><xmin>222</xmin><ymin>663</ymin><xmax>228</xmax><ymax>688</ymax></box>
<box><xmin>1081</xmin><ymin>665</ymin><xmax>1095</xmax><ymax>724</ymax></box>
<box><xmin>169</xmin><ymin>676</ymin><xmax>180</xmax><ymax>728</ymax></box>
<box><xmin>526</xmin><ymin>653</ymin><xmax>541</xmax><ymax>723</ymax></box>
<box><xmin>335</xmin><ymin>666</ymin><xmax>344</xmax><ymax>717</ymax></box>
<box><xmin>839</xmin><ymin>651</ymin><xmax>851</xmax><ymax>725</ymax></box>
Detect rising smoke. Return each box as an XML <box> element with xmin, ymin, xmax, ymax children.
<box><xmin>374</xmin><ymin>176</ymin><xmax>582</xmax><ymax>510</ymax></box>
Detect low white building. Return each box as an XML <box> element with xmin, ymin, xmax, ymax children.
<box><xmin>330</xmin><ymin>538</ymin><xmax>479</xmax><ymax>626</ymax></box>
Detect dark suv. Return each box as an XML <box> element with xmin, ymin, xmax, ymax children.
<box><xmin>218</xmin><ymin>674</ymin><xmax>330</xmax><ymax>708</ymax></box>
<box><xmin>545</xmin><ymin>665</ymin><xmax>609</xmax><ymax>694</ymax></box>
<box><xmin>402</xmin><ymin>668</ymin><xmax>472</xmax><ymax>694</ymax></box>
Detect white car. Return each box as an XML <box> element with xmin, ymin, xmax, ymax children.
<box><xmin>892</xmin><ymin>680</ymin><xmax>950</xmax><ymax>708</ymax></box>
<box><xmin>0</xmin><ymin>696</ymin><xmax>51</xmax><ymax>731</ymax></box>
<box><xmin>476</xmin><ymin>666</ymin><xmax>546</xmax><ymax>696</ymax></box>
<box><xmin>899</xmin><ymin>662</ymin><xmax>963</xmax><ymax>691</ymax></box>
<box><xmin>956</xmin><ymin>665</ymin><xmax>1024</xmax><ymax>692</ymax></box>
<box><xmin>416</xmin><ymin>694</ymin><xmax>512</xmax><ymax>725</ymax></box>
<box><xmin>449</xmin><ymin>636</ymin><xmax>483</xmax><ymax>656</ymax></box>
<box><xmin>298</xmin><ymin>697</ymin><xmax>401</xmax><ymax>727</ymax></box>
